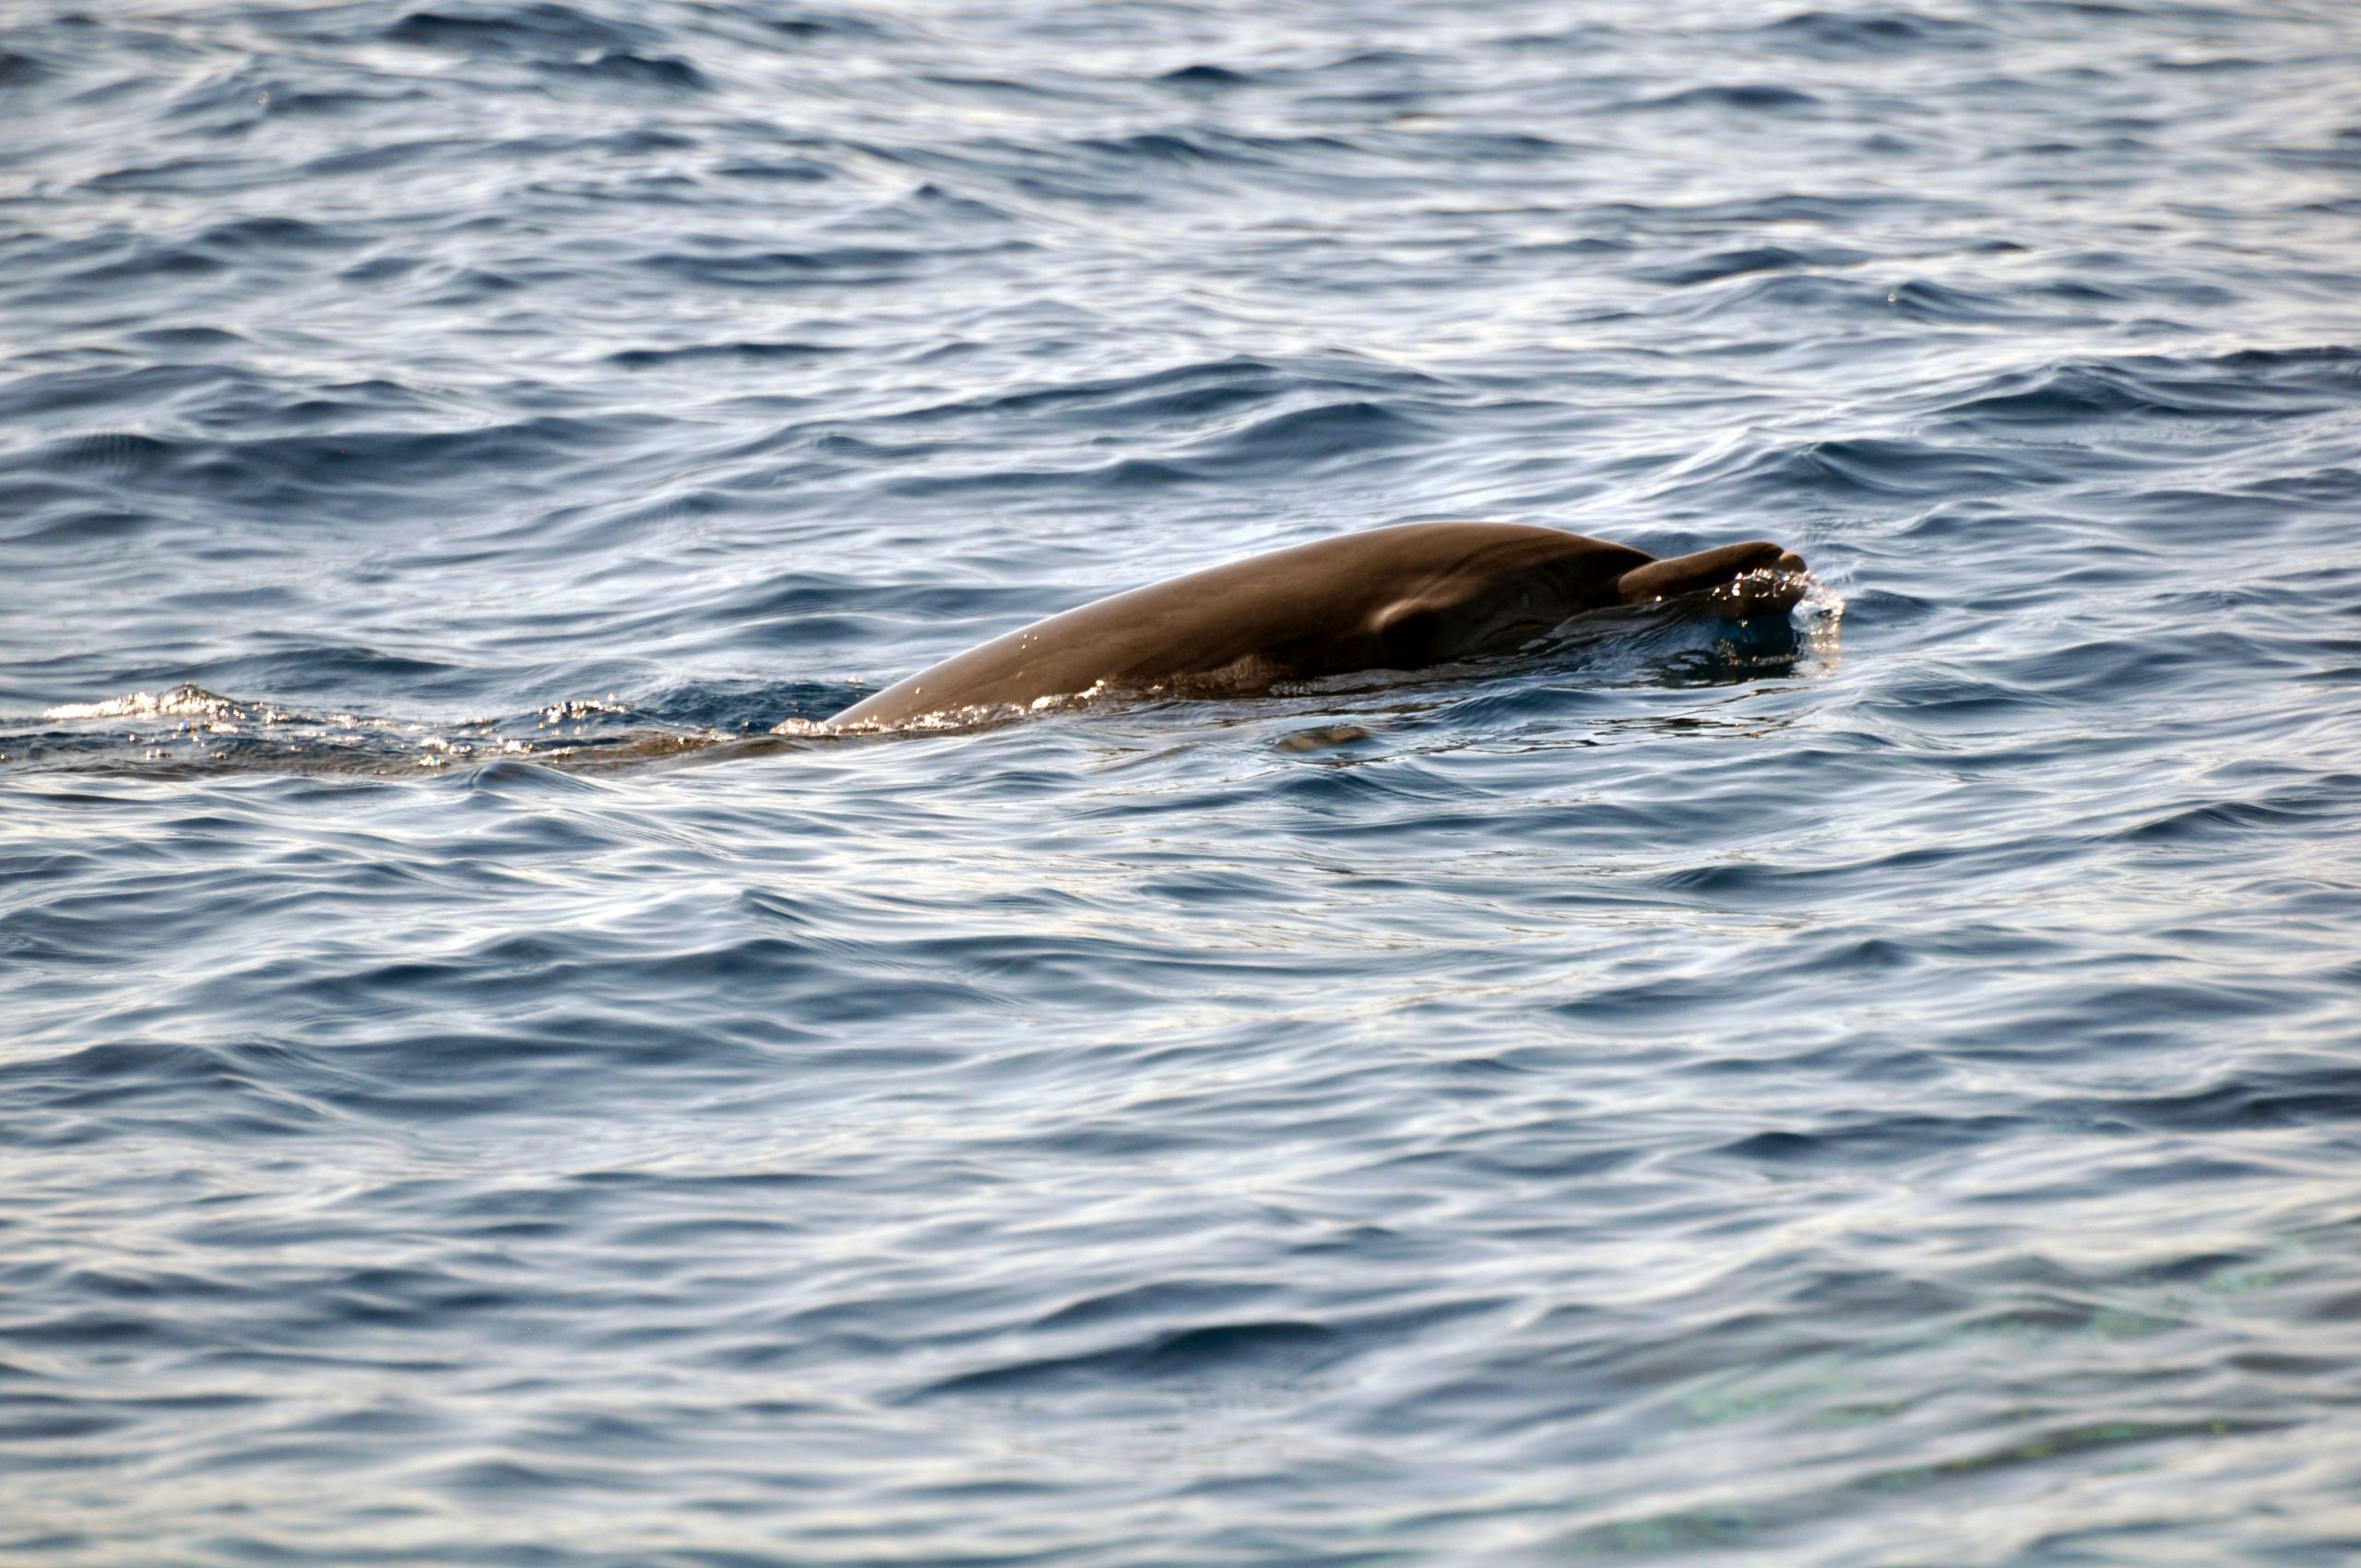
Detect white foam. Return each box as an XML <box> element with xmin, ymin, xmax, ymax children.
<box><xmin>42</xmin><ymin>683</ymin><xmax>241</xmax><ymax>721</ymax></box>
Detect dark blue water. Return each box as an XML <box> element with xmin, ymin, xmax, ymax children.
<box><xmin>6</xmin><ymin>1</ymin><xmax>2361</xmax><ymax>1562</ymax></box>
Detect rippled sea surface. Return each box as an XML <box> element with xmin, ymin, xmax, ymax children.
<box><xmin>7</xmin><ymin>1</ymin><xmax>2361</xmax><ymax>1562</ymax></box>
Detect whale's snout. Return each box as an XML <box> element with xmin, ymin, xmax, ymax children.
<box><xmin>1615</xmin><ymin>540</ymin><xmax>1806</xmax><ymax>608</ymax></box>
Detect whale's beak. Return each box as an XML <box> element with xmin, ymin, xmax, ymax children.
<box><xmin>1615</xmin><ymin>541</ymin><xmax>1806</xmax><ymax>609</ymax></box>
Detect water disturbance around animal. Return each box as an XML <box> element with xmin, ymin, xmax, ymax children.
<box><xmin>4</xmin><ymin>0</ymin><xmax>2360</xmax><ymax>1563</ymax></box>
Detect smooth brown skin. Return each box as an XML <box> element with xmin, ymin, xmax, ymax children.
<box><xmin>831</xmin><ymin>522</ymin><xmax>1807</xmax><ymax>727</ymax></box>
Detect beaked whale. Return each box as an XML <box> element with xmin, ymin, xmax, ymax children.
<box><xmin>829</xmin><ymin>521</ymin><xmax>1809</xmax><ymax>728</ymax></box>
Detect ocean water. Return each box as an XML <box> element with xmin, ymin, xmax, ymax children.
<box><xmin>5</xmin><ymin>0</ymin><xmax>2361</xmax><ymax>1562</ymax></box>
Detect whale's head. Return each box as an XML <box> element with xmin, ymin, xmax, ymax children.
<box><xmin>1362</xmin><ymin>535</ymin><xmax>1807</xmax><ymax>670</ymax></box>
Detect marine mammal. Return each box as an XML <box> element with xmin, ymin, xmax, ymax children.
<box><xmin>830</xmin><ymin>521</ymin><xmax>1808</xmax><ymax>728</ymax></box>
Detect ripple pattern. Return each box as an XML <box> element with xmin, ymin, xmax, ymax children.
<box><xmin>5</xmin><ymin>0</ymin><xmax>2361</xmax><ymax>1563</ymax></box>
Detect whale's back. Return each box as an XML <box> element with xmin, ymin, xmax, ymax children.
<box><xmin>829</xmin><ymin>522</ymin><xmax>1649</xmax><ymax>726</ymax></box>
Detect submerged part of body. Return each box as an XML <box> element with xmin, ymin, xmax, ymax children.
<box><xmin>828</xmin><ymin>521</ymin><xmax>1809</xmax><ymax>729</ymax></box>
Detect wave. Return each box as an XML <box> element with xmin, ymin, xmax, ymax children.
<box><xmin>1753</xmin><ymin>6</ymin><xmax>1994</xmax><ymax>56</ymax></box>
<box><xmin>1930</xmin><ymin>346</ymin><xmax>2361</xmax><ymax>426</ymax></box>
<box><xmin>8</xmin><ymin>683</ymin><xmax>843</xmax><ymax>777</ymax></box>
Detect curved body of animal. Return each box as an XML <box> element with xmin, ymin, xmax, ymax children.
<box><xmin>830</xmin><ymin>521</ymin><xmax>1808</xmax><ymax>728</ymax></box>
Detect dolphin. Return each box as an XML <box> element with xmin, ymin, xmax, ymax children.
<box><xmin>829</xmin><ymin>521</ymin><xmax>1808</xmax><ymax>728</ymax></box>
